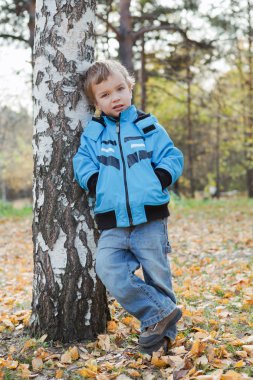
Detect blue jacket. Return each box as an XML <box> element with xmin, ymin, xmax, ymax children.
<box><xmin>73</xmin><ymin>105</ymin><xmax>184</xmax><ymax>229</ymax></box>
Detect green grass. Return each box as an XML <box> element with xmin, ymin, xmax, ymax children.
<box><xmin>170</xmin><ymin>194</ymin><xmax>253</xmax><ymax>218</ymax></box>
<box><xmin>0</xmin><ymin>201</ymin><xmax>32</xmax><ymax>218</ymax></box>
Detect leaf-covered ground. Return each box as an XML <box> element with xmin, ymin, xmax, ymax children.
<box><xmin>0</xmin><ymin>198</ymin><xmax>253</xmax><ymax>380</ymax></box>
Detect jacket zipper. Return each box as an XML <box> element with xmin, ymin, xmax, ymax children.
<box><xmin>116</xmin><ymin>120</ymin><xmax>133</xmax><ymax>226</ymax></box>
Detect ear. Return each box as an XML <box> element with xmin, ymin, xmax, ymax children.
<box><xmin>94</xmin><ymin>108</ymin><xmax>101</xmax><ymax>117</ymax></box>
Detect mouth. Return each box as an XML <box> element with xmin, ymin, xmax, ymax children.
<box><xmin>113</xmin><ymin>104</ymin><xmax>124</xmax><ymax>111</ymax></box>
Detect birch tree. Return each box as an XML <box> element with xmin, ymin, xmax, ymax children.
<box><xmin>30</xmin><ymin>0</ymin><xmax>110</xmax><ymax>342</ymax></box>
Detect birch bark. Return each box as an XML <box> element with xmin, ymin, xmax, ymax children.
<box><xmin>30</xmin><ymin>0</ymin><xmax>110</xmax><ymax>342</ymax></box>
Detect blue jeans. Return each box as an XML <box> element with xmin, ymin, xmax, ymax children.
<box><xmin>96</xmin><ymin>218</ymin><xmax>177</xmax><ymax>341</ymax></box>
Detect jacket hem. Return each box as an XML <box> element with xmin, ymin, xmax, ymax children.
<box><xmin>96</xmin><ymin>203</ymin><xmax>169</xmax><ymax>230</ymax></box>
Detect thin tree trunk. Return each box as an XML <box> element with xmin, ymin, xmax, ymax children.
<box><xmin>246</xmin><ymin>0</ymin><xmax>253</xmax><ymax>197</ymax></box>
<box><xmin>140</xmin><ymin>34</ymin><xmax>146</xmax><ymax>111</ymax></box>
<box><xmin>119</xmin><ymin>0</ymin><xmax>134</xmax><ymax>73</ymax></box>
<box><xmin>215</xmin><ymin>114</ymin><xmax>221</xmax><ymax>198</ymax></box>
<box><xmin>28</xmin><ymin>0</ymin><xmax>35</xmax><ymax>49</ymax></box>
<box><xmin>186</xmin><ymin>65</ymin><xmax>195</xmax><ymax>198</ymax></box>
<box><xmin>30</xmin><ymin>0</ymin><xmax>110</xmax><ymax>342</ymax></box>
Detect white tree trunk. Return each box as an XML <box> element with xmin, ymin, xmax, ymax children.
<box><xmin>30</xmin><ymin>0</ymin><xmax>109</xmax><ymax>342</ymax></box>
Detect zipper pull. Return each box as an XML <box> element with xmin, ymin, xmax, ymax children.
<box><xmin>116</xmin><ymin>122</ymin><xmax>120</xmax><ymax>134</ymax></box>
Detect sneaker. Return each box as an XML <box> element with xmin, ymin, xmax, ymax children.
<box><xmin>139</xmin><ymin>307</ymin><xmax>182</xmax><ymax>347</ymax></box>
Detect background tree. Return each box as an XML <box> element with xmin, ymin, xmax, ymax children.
<box><xmin>206</xmin><ymin>0</ymin><xmax>253</xmax><ymax>197</ymax></box>
<box><xmin>1</xmin><ymin>0</ymin><xmax>252</xmax><ymax>198</ymax></box>
<box><xmin>0</xmin><ymin>106</ymin><xmax>33</xmax><ymax>200</ymax></box>
<box><xmin>30</xmin><ymin>0</ymin><xmax>110</xmax><ymax>342</ymax></box>
<box><xmin>0</xmin><ymin>0</ymin><xmax>35</xmax><ymax>49</ymax></box>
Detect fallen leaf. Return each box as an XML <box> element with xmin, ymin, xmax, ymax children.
<box><xmin>77</xmin><ymin>367</ymin><xmax>97</xmax><ymax>378</ymax></box>
<box><xmin>38</xmin><ymin>334</ymin><xmax>47</xmax><ymax>342</ymax></box>
<box><xmin>242</xmin><ymin>345</ymin><xmax>253</xmax><ymax>356</ymax></box>
<box><xmin>55</xmin><ymin>369</ymin><xmax>64</xmax><ymax>379</ymax></box>
<box><xmin>126</xmin><ymin>369</ymin><xmax>142</xmax><ymax>377</ymax></box>
<box><xmin>60</xmin><ymin>351</ymin><xmax>72</xmax><ymax>364</ymax></box>
<box><xmin>32</xmin><ymin>357</ymin><xmax>43</xmax><ymax>371</ymax></box>
<box><xmin>234</xmin><ymin>360</ymin><xmax>244</xmax><ymax>368</ymax></box>
<box><xmin>69</xmin><ymin>346</ymin><xmax>79</xmax><ymax>361</ymax></box>
<box><xmin>189</xmin><ymin>339</ymin><xmax>207</xmax><ymax>356</ymax></box>
<box><xmin>107</xmin><ymin>320</ymin><xmax>118</xmax><ymax>332</ymax></box>
<box><xmin>97</xmin><ymin>334</ymin><xmax>111</xmax><ymax>351</ymax></box>
<box><xmin>151</xmin><ymin>355</ymin><xmax>168</xmax><ymax>368</ymax></box>
<box><xmin>221</xmin><ymin>370</ymin><xmax>242</xmax><ymax>380</ymax></box>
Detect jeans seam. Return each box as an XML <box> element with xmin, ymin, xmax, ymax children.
<box><xmin>127</xmin><ymin>261</ymin><xmax>166</xmax><ymax>311</ymax></box>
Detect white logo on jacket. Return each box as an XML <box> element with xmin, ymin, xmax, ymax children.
<box><xmin>131</xmin><ymin>143</ymin><xmax>145</xmax><ymax>148</ymax></box>
<box><xmin>101</xmin><ymin>147</ymin><xmax>115</xmax><ymax>153</ymax></box>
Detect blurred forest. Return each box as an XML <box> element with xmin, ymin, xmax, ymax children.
<box><xmin>0</xmin><ymin>0</ymin><xmax>253</xmax><ymax>199</ymax></box>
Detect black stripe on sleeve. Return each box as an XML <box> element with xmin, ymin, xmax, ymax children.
<box><xmin>97</xmin><ymin>155</ymin><xmax>120</xmax><ymax>170</ymax></box>
<box><xmin>102</xmin><ymin>140</ymin><xmax>117</xmax><ymax>145</ymax></box>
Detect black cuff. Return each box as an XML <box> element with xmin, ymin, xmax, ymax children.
<box><xmin>87</xmin><ymin>172</ymin><xmax>99</xmax><ymax>195</ymax></box>
<box><xmin>154</xmin><ymin>168</ymin><xmax>172</xmax><ymax>189</ymax></box>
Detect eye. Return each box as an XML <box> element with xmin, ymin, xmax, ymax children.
<box><xmin>118</xmin><ymin>86</ymin><xmax>125</xmax><ymax>91</ymax></box>
<box><xmin>101</xmin><ymin>93</ymin><xmax>108</xmax><ymax>98</ymax></box>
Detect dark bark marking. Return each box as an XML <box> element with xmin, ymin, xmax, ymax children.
<box><xmin>34</xmin><ymin>107</ymin><xmax>46</xmax><ymax>125</ymax></box>
<box><xmin>35</xmin><ymin>71</ymin><xmax>45</xmax><ymax>86</ymax></box>
<box><xmin>78</xmin><ymin>39</ymin><xmax>95</xmax><ymax>62</ymax></box>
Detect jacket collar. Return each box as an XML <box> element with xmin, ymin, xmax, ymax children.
<box><xmin>102</xmin><ymin>105</ymin><xmax>138</xmax><ymax>124</ymax></box>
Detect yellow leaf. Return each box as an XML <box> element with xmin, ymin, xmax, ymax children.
<box><xmin>69</xmin><ymin>346</ymin><xmax>79</xmax><ymax>361</ymax></box>
<box><xmin>60</xmin><ymin>351</ymin><xmax>72</xmax><ymax>364</ymax></box>
<box><xmin>234</xmin><ymin>360</ymin><xmax>244</xmax><ymax>368</ymax></box>
<box><xmin>55</xmin><ymin>369</ymin><xmax>64</xmax><ymax>379</ymax></box>
<box><xmin>189</xmin><ymin>339</ymin><xmax>206</xmax><ymax>356</ymax></box>
<box><xmin>182</xmin><ymin>308</ymin><xmax>192</xmax><ymax>317</ymax></box>
<box><xmin>32</xmin><ymin>357</ymin><xmax>43</xmax><ymax>371</ymax></box>
<box><xmin>85</xmin><ymin>359</ymin><xmax>98</xmax><ymax>373</ymax></box>
<box><xmin>229</xmin><ymin>339</ymin><xmax>243</xmax><ymax>347</ymax></box>
<box><xmin>151</xmin><ymin>356</ymin><xmax>168</xmax><ymax>368</ymax></box>
<box><xmin>77</xmin><ymin>367</ymin><xmax>97</xmax><ymax>378</ymax></box>
<box><xmin>3</xmin><ymin>360</ymin><xmax>19</xmax><ymax>369</ymax></box>
<box><xmin>21</xmin><ymin>338</ymin><xmax>37</xmax><ymax>353</ymax></box>
<box><xmin>127</xmin><ymin>369</ymin><xmax>142</xmax><ymax>377</ymax></box>
<box><xmin>174</xmin><ymin>268</ymin><xmax>183</xmax><ymax>276</ymax></box>
<box><xmin>221</xmin><ymin>370</ymin><xmax>242</xmax><ymax>380</ymax></box>
<box><xmin>122</xmin><ymin>317</ymin><xmax>140</xmax><ymax>329</ymax></box>
<box><xmin>107</xmin><ymin>320</ymin><xmax>117</xmax><ymax>332</ymax></box>
<box><xmin>244</xmin><ymin>299</ymin><xmax>253</xmax><ymax>305</ymax></box>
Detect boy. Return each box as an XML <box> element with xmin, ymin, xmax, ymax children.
<box><xmin>73</xmin><ymin>60</ymin><xmax>184</xmax><ymax>354</ymax></box>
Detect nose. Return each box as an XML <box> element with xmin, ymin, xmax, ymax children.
<box><xmin>112</xmin><ymin>92</ymin><xmax>120</xmax><ymax>102</ymax></box>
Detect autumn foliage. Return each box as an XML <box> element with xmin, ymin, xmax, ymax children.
<box><xmin>0</xmin><ymin>198</ymin><xmax>252</xmax><ymax>379</ymax></box>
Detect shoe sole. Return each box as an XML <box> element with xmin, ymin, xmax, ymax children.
<box><xmin>139</xmin><ymin>339</ymin><xmax>165</xmax><ymax>354</ymax></box>
<box><xmin>139</xmin><ymin>307</ymin><xmax>182</xmax><ymax>347</ymax></box>
<box><xmin>139</xmin><ymin>337</ymin><xmax>172</xmax><ymax>355</ymax></box>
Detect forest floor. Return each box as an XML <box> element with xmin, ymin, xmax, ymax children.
<box><xmin>0</xmin><ymin>197</ymin><xmax>253</xmax><ymax>380</ymax></box>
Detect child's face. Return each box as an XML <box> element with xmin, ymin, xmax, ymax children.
<box><xmin>92</xmin><ymin>71</ymin><xmax>132</xmax><ymax>117</ymax></box>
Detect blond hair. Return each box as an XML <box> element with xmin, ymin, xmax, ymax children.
<box><xmin>83</xmin><ymin>60</ymin><xmax>135</xmax><ymax>106</ymax></box>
